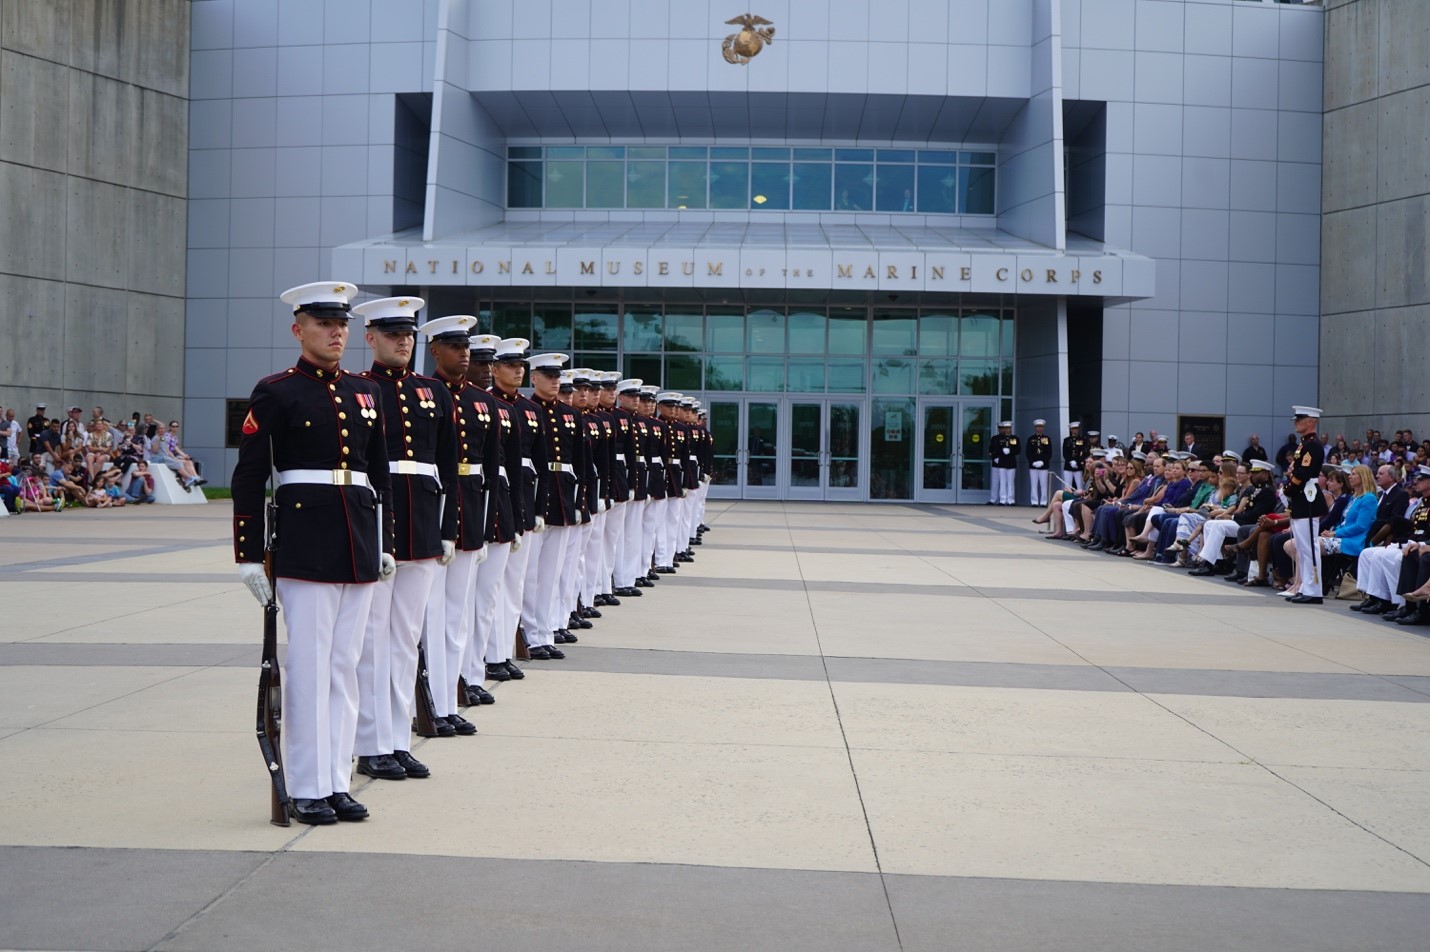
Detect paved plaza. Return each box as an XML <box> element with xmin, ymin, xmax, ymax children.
<box><xmin>2</xmin><ymin>500</ymin><xmax>1429</xmax><ymax>951</ymax></box>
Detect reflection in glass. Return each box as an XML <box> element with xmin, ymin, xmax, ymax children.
<box><xmin>960</xmin><ymin>360</ymin><xmax>1000</xmax><ymax>395</ymax></box>
<box><xmin>747</xmin><ymin>356</ymin><xmax>784</xmax><ymax>392</ymax></box>
<box><xmin>828</xmin><ymin>308</ymin><xmax>867</xmax><ymax>355</ymax></box>
<box><xmin>573</xmin><ymin>352</ymin><xmax>618</xmax><ymax>372</ymax></box>
<box><xmin>961</xmin><ymin>314</ymin><xmax>1000</xmax><ymax>357</ymax></box>
<box><xmin>790</xmin><ymin>402</ymin><xmax>821</xmax><ymax>487</ymax></box>
<box><xmin>747</xmin><ymin>309</ymin><xmax>785</xmax><ymax>353</ymax></box>
<box><xmin>873</xmin><ymin>358</ymin><xmax>913</xmax><ymax>394</ymax></box>
<box><xmin>573</xmin><ymin>308</ymin><xmax>617</xmax><ymax>350</ymax></box>
<box><xmin>532</xmin><ymin>306</ymin><xmax>572</xmax><ymax>350</ymax></box>
<box><xmin>964</xmin><ymin>165</ymin><xmax>995</xmax><ymax>214</ymax></box>
<box><xmin>916</xmin><ymin>164</ymin><xmax>956</xmax><ymax>214</ymax></box>
<box><xmin>872</xmin><ymin>311</ymin><xmax>917</xmax><ymax>356</ymax></box>
<box><xmin>668</xmin><ymin>161</ymin><xmax>707</xmax><ymax>209</ymax></box>
<box><xmin>664</xmin><ymin>354</ymin><xmax>701</xmax><ymax>391</ymax></box>
<box><xmin>706</xmin><ymin>311</ymin><xmax>745</xmax><ymax>352</ymax></box>
<box><xmin>788</xmin><ymin>309</ymin><xmax>826</xmax><ymax>354</ymax></box>
<box><xmin>623</xmin><ymin>308</ymin><xmax>662</xmax><ymax>352</ymax></box>
<box><xmin>710</xmin><ymin>161</ymin><xmax>749</xmax><ymax>209</ymax></box>
<box><xmin>787</xmin><ymin>358</ymin><xmax>825</xmax><ymax>392</ymax></box>
<box><xmin>705</xmin><ymin>354</ymin><xmax>744</xmax><ymax>390</ymax></box>
<box><xmin>827</xmin><ymin>358</ymin><xmax>866</xmax><ymax>393</ymax></box>
<box><xmin>918</xmin><ymin>360</ymin><xmax>956</xmax><ymax>395</ymax></box>
<box><xmin>586</xmin><ymin>161</ymin><xmax>624</xmax><ymax>207</ymax></box>
<box><xmin>710</xmin><ymin>401</ymin><xmax>740</xmax><ymax>486</ymax></box>
<box><xmin>626</xmin><ymin>161</ymin><xmax>665</xmax><ymax>208</ymax></box>
<box><xmin>750</xmin><ymin>162</ymin><xmax>790</xmax><ymax>209</ymax></box>
<box><xmin>545</xmin><ymin>161</ymin><xmax>583</xmax><ymax>207</ymax></box>
<box><xmin>623</xmin><ymin>353</ymin><xmax>661</xmax><ymax>386</ymax></box>
<box><xmin>871</xmin><ymin>398</ymin><xmax>913</xmax><ymax>499</ymax></box>
<box><xmin>664</xmin><ymin>312</ymin><xmax>702</xmax><ymax>351</ymax></box>
<box><xmin>746</xmin><ymin>401</ymin><xmax>778</xmax><ymax>486</ymax></box>
<box><xmin>961</xmin><ymin>404</ymin><xmax>993</xmax><ymax>491</ymax></box>
<box><xmin>508</xmin><ymin>162</ymin><xmax>542</xmax><ymax>207</ymax></box>
<box><xmin>875</xmin><ymin>163</ymin><xmax>915</xmax><ymax>212</ymax></box>
<box><xmin>491</xmin><ymin>305</ymin><xmax>531</xmax><ymax>341</ymax></box>
<box><xmin>921</xmin><ymin>405</ymin><xmax>953</xmax><ymax>491</ymax></box>
<box><xmin>829</xmin><ymin>403</ymin><xmax>860</xmax><ymax>488</ymax></box>
<box><xmin>919</xmin><ymin>311</ymin><xmax>958</xmax><ymax>356</ymax></box>
<box><xmin>792</xmin><ymin>162</ymin><xmax>833</xmax><ymax>210</ymax></box>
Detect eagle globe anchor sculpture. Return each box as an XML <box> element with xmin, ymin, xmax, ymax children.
<box><xmin>722</xmin><ymin>14</ymin><xmax>775</xmax><ymax>65</ymax></box>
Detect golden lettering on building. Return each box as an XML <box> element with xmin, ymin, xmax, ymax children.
<box><xmin>1046</xmin><ymin>269</ymin><xmax>1057</xmax><ymax>282</ymax></box>
<box><xmin>470</xmin><ymin>260</ymin><xmax>484</xmax><ymax>274</ymax></box>
<box><xmin>428</xmin><ymin>260</ymin><xmax>440</xmax><ymax>273</ymax></box>
<box><xmin>1070</xmin><ymin>269</ymin><xmax>1081</xmax><ymax>283</ymax></box>
<box><xmin>960</xmin><ymin>266</ymin><xmax>972</xmax><ymax>281</ymax></box>
<box><xmin>863</xmin><ymin>266</ymin><xmax>876</xmax><ymax>279</ymax></box>
<box><xmin>1019</xmin><ymin>269</ymin><xmax>1034</xmax><ymax>282</ymax></box>
<box><xmin>633</xmin><ymin>261</ymin><xmax>644</xmax><ymax>275</ymax></box>
<box><xmin>580</xmin><ymin>260</ymin><xmax>595</xmax><ymax>274</ymax></box>
<box><xmin>887</xmin><ymin>265</ymin><xmax>898</xmax><ymax>279</ymax></box>
<box><xmin>545</xmin><ymin>260</ymin><xmax>556</xmax><ymax>274</ymax></box>
<box><xmin>451</xmin><ymin>260</ymin><xmax>459</xmax><ymax>274</ymax></box>
<box><xmin>404</xmin><ymin>261</ymin><xmax>418</xmax><ymax>274</ymax></box>
<box><xmin>607</xmin><ymin>261</ymin><xmax>621</xmax><ymax>274</ymax></box>
<box><xmin>681</xmin><ymin>262</ymin><xmax>694</xmax><ymax>275</ymax></box>
<box><xmin>384</xmin><ymin>260</ymin><xmax>398</xmax><ymax>273</ymax></box>
<box><xmin>1093</xmin><ymin>270</ymin><xmax>1102</xmax><ymax>284</ymax></box>
<box><xmin>520</xmin><ymin>262</ymin><xmax>534</xmax><ymax>274</ymax></box>
<box><xmin>658</xmin><ymin>261</ymin><xmax>669</xmax><ymax>275</ymax></box>
<box><xmin>996</xmin><ymin>267</ymin><xmax>1009</xmax><ymax>281</ymax></box>
<box><xmin>497</xmin><ymin>261</ymin><xmax>511</xmax><ymax>274</ymax></box>
<box><xmin>707</xmin><ymin>262</ymin><xmax>722</xmax><ymax>276</ymax></box>
<box><xmin>837</xmin><ymin>264</ymin><xmax>853</xmax><ymax>278</ymax></box>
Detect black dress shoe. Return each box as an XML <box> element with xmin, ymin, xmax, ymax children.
<box><xmin>1188</xmin><ymin>566</ymin><xmax>1214</xmax><ymax>577</ymax></box>
<box><xmin>445</xmin><ymin>713</ymin><xmax>477</xmax><ymax>735</ymax></box>
<box><xmin>646</xmin><ymin>571</ymin><xmax>661</xmax><ymax>581</ymax></box>
<box><xmin>528</xmin><ymin>645</ymin><xmax>552</xmax><ymax>660</ymax></box>
<box><xmin>690</xmin><ymin>537</ymin><xmax>702</xmax><ymax>545</ymax></box>
<box><xmin>486</xmin><ymin>662</ymin><xmax>513</xmax><ymax>681</ymax></box>
<box><xmin>503</xmin><ymin>660</ymin><xmax>525</xmax><ymax>680</ymax></box>
<box><xmin>656</xmin><ymin>565</ymin><xmax>676</xmax><ymax>574</ymax></box>
<box><xmin>580</xmin><ymin>605</ymin><xmax>601</xmax><ymax>618</ymax></box>
<box><xmin>616</xmin><ymin>586</ymin><xmax>641</xmax><ymax>597</ymax></box>
<box><xmin>604</xmin><ymin>594</ymin><xmax>621</xmax><ymax>606</ymax></box>
<box><xmin>1381</xmin><ymin>605</ymin><xmax>1410</xmax><ymax>621</ymax></box>
<box><xmin>326</xmin><ymin>792</ymin><xmax>369</xmax><ymax>821</ymax></box>
<box><xmin>555</xmin><ymin>628</ymin><xmax>576</xmax><ymax>643</ymax></box>
<box><xmin>1361</xmin><ymin>600</ymin><xmax>1392</xmax><ymax>616</ymax></box>
<box><xmin>571</xmin><ymin>614</ymin><xmax>593</xmax><ymax>630</ymax></box>
<box><xmin>1225</xmin><ymin>573</ymin><xmax>1247</xmax><ymax>583</ymax></box>
<box><xmin>1350</xmin><ymin>597</ymin><xmax>1376</xmax><ymax>612</ymax></box>
<box><xmin>393</xmin><ymin>750</ymin><xmax>430</xmax><ymax>778</ymax></box>
<box><xmin>470</xmin><ymin>684</ymin><xmax>496</xmax><ymax>705</ymax></box>
<box><xmin>634</xmin><ymin>577</ymin><xmax>653</xmax><ymax>588</ymax></box>
<box><xmin>699</xmin><ymin>524</ymin><xmax>711</xmax><ymax>532</ymax></box>
<box><xmin>356</xmin><ymin>754</ymin><xmax>407</xmax><ymax>780</ymax></box>
<box><xmin>289</xmin><ymin>798</ymin><xmax>338</xmax><ymax>825</ymax></box>
<box><xmin>1397</xmin><ymin>608</ymin><xmax>1429</xmax><ymax>625</ymax></box>
<box><xmin>545</xmin><ymin>645</ymin><xmax>566</xmax><ymax>659</ymax></box>
<box><xmin>1287</xmin><ymin>594</ymin><xmax>1324</xmax><ymax>605</ymax></box>
<box><xmin>414</xmin><ymin>715</ymin><xmax>456</xmax><ymax>737</ymax></box>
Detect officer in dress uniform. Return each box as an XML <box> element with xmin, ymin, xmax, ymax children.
<box><xmin>560</xmin><ymin>369</ymin><xmax>595</xmax><ymax>639</ymax></box>
<box><xmin>1026</xmin><ymin>419</ymin><xmax>1052</xmax><ymax>507</ymax></box>
<box><xmin>612</xmin><ymin>378</ymin><xmax>647</xmax><ymax>597</ymax></box>
<box><xmin>990</xmin><ymin>421</ymin><xmax>1018</xmax><ymax>505</ymax></box>
<box><xmin>638</xmin><ymin>385</ymin><xmax>668</xmax><ymax>583</ymax></box>
<box><xmin>1063</xmin><ymin>421</ymin><xmax>1088</xmax><ymax>491</ymax></box>
<box><xmin>571</xmin><ymin>369</ymin><xmax>608</xmax><ymax>632</ymax></box>
<box><xmin>350</xmin><ymin>296</ymin><xmax>458</xmax><ymax>782</ymax></box>
<box><xmin>1286</xmin><ymin>405</ymin><xmax>1329</xmax><ymax>604</ymax></box>
<box><xmin>595</xmin><ymin>371</ymin><xmax>630</xmax><ymax>605</ymax></box>
<box><xmin>233</xmin><ymin>280</ymin><xmax>396</xmax><ymax>825</ymax></box>
<box><xmin>653</xmin><ymin>391</ymin><xmax>687</xmax><ymax>572</ymax></box>
<box><xmin>487</xmin><ymin>338</ymin><xmax>541</xmax><ymax>681</ymax></box>
<box><xmin>459</xmin><ymin>334</ymin><xmax>517</xmax><ymax>706</ymax></box>
<box><xmin>676</xmin><ymin>397</ymin><xmax>703</xmax><ymax>553</ymax></box>
<box><xmin>521</xmin><ymin>353</ymin><xmax>584</xmax><ymax>658</ymax></box>
<box><xmin>419</xmin><ymin>315</ymin><xmax>491</xmax><ymax>735</ymax></box>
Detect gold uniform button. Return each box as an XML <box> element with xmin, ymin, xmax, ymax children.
<box><xmin>401</xmin><ymin>406</ymin><xmax>410</xmax><ymax>414</ymax></box>
<box><xmin>329</xmin><ymin>384</ymin><xmax>336</xmax><ymax>391</ymax></box>
<box><xmin>295</xmin><ymin>502</ymin><xmax>302</xmax><ymax>509</ymax></box>
<box><xmin>239</xmin><ymin>536</ymin><xmax>245</xmax><ymax>542</ymax></box>
<box><xmin>341</xmin><ymin>429</ymin><xmax>349</xmax><ymax>437</ymax></box>
<box><xmin>342</xmin><ymin>446</ymin><xmax>350</xmax><ymax>455</ymax></box>
<box><xmin>406</xmin><ymin>450</ymin><xmax>414</xmax><ymax>458</ymax></box>
<box><xmin>405</xmin><ymin>435</ymin><xmax>413</xmax><ymax>443</ymax></box>
<box><xmin>304</xmin><ymin>421</ymin><xmax>311</xmax><ymax>427</ymax></box>
<box><xmin>333</xmin><ymin>397</ymin><xmax>342</xmax><ymax>404</ymax></box>
<box><xmin>460</xmin><ymin>430</ymin><xmax>466</xmax><ymax>437</ymax></box>
<box><xmin>340</xmin><ymin>461</ymin><xmax>348</xmax><ymax>469</ymax></box>
<box><xmin>399</xmin><ymin>393</ymin><xmax>407</xmax><ymax>401</ymax></box>
<box><xmin>462</xmin><ymin>443</ymin><xmax>468</xmax><ymax>450</ymax></box>
<box><xmin>338</xmin><ymin>412</ymin><xmax>347</xmax><ymax>420</ymax></box>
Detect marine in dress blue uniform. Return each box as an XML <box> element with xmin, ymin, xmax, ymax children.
<box><xmin>489</xmin><ymin>338</ymin><xmax>543</xmax><ymax>679</ymax></box>
<box><xmin>1286</xmin><ymin>405</ymin><xmax>1329</xmax><ymax>603</ymax></box>
<box><xmin>350</xmin><ymin>296</ymin><xmax>458</xmax><ymax>782</ymax></box>
<box><xmin>1026</xmin><ymin>419</ymin><xmax>1052</xmax><ymax>506</ymax></box>
<box><xmin>232</xmin><ymin>280</ymin><xmax>396</xmax><ymax>825</ymax></box>
<box><xmin>612</xmin><ymin>378</ymin><xmax>647</xmax><ymax>596</ymax></box>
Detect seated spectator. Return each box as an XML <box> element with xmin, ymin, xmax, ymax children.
<box><xmin>146</xmin><ymin>421</ymin><xmax>204</xmax><ymax>489</ymax></box>
<box><xmin>48</xmin><ymin>459</ymin><xmax>89</xmax><ymax>508</ymax></box>
<box><xmin>1187</xmin><ymin>462</ymin><xmax>1277</xmax><ymax>575</ymax></box>
<box><xmin>1067</xmin><ymin>453</ymin><xmax>1129</xmax><ymax>543</ymax></box>
<box><xmin>1033</xmin><ymin>456</ymin><xmax>1104</xmax><ymax>538</ymax></box>
<box><xmin>14</xmin><ymin>461</ymin><xmax>60</xmax><ymax>512</ymax></box>
<box><xmin>1351</xmin><ymin>466</ymin><xmax>1430</xmax><ymax>619</ymax></box>
<box><xmin>83</xmin><ymin>419</ymin><xmax>116</xmax><ymax>480</ymax></box>
<box><xmin>35</xmin><ymin>419</ymin><xmax>64</xmax><ymax>469</ymax></box>
<box><xmin>124</xmin><ymin>460</ymin><xmax>157</xmax><ymax>504</ymax></box>
<box><xmin>1084</xmin><ymin>455</ymin><xmax>1160</xmax><ymax>552</ymax></box>
<box><xmin>1131</xmin><ymin>457</ymin><xmax>1195</xmax><ymax>560</ymax></box>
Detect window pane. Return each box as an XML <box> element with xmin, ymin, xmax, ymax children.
<box><xmin>959</xmin><ymin>360</ymin><xmax>1000</xmax><ymax>395</ymax></box>
<box><xmin>834</xmin><ymin>163</ymin><xmax>872</xmax><ymax>211</ymax></box>
<box><xmin>705</xmin><ymin>354</ymin><xmax>744</xmax><ymax>390</ymax></box>
<box><xmin>668</xmin><ymin>161</ymin><xmax>707</xmax><ymax>209</ymax></box>
<box><xmin>574</xmin><ymin>352</ymin><xmax>619</xmax><ymax>372</ymax></box>
<box><xmin>965</xmin><ymin>151</ymin><xmax>997</xmax><ymax>165</ymax></box>
<box><xmin>916</xmin><ymin>165</ymin><xmax>956</xmax><ymax>214</ymax></box>
<box><xmin>875</xmin><ymin>163</ymin><xmax>915</xmax><ymax>212</ymax></box>
<box><xmin>920</xmin><ymin>149</ymin><xmax>958</xmax><ymax>164</ymax></box>
<box><xmin>872</xmin><ymin>310</ymin><xmax>916</xmax><ymax>356</ymax></box>
<box><xmin>873</xmin><ymin>358</ymin><xmax>913</xmax><ymax>393</ymax></box>
<box><xmin>792</xmin><ymin>162</ymin><xmax>833</xmax><ymax>210</ymax></box>
<box><xmin>623</xmin><ymin>308</ymin><xmax>662</xmax><ymax>351</ymax></box>
<box><xmin>752</xmin><ymin>147</ymin><xmax>790</xmax><ymax>161</ymax></box>
<box><xmin>827</xmin><ymin>358</ymin><xmax>866</xmax><ymax>392</ymax></box>
<box><xmin>587</xmin><ymin>145</ymin><xmax>624</xmax><ymax>159</ymax></box>
<box><xmin>919</xmin><ymin>311</ymin><xmax>958</xmax><ymax>356</ymax></box>
<box><xmin>835</xmin><ymin>148</ymin><xmax>873</xmax><ymax>162</ymax></box>
<box><xmin>963</xmin><ymin>166</ymin><xmax>995</xmax><ymax>214</ymax></box>
<box><xmin>711</xmin><ymin>146</ymin><xmax>749</xmax><ymax>160</ymax></box>
<box><xmin>750</xmin><ymin>162</ymin><xmax>789</xmax><ymax>209</ymax></box>
<box><xmin>532</xmin><ymin>306</ymin><xmax>573</xmax><ymax>350</ymax></box>
<box><xmin>664</xmin><ymin>311</ymin><xmax>702</xmax><ymax>352</ymax></box>
<box><xmin>670</xmin><ymin>146</ymin><xmax>707</xmax><ymax>160</ymax></box>
<box><xmin>787</xmin><ymin>309</ymin><xmax>826</xmax><ymax>354</ymax></box>
<box><xmin>1002</xmin><ymin>361</ymin><xmax>1014</xmax><ymax>395</ymax></box>
<box><xmin>747</xmin><ymin>308</ymin><xmax>785</xmax><ymax>353</ymax></box>
<box><xmin>707</xmin><ymin>311</ymin><xmax>745</xmax><ymax>352</ymax></box>
<box><xmin>508</xmin><ymin>146</ymin><xmax>541</xmax><ymax>159</ymax></box>
<box><xmin>961</xmin><ymin>313</ymin><xmax>1000</xmax><ymax>357</ymax></box>
<box><xmin>1001</xmin><ymin>314</ymin><xmax>1015</xmax><ymax>357</ymax></box>
<box><xmin>746</xmin><ymin>356</ymin><xmax>784</xmax><ymax>392</ymax></box>
<box><xmin>794</xmin><ymin>147</ymin><xmax>831</xmax><ymax>161</ymax></box>
<box><xmin>871</xmin><ymin>398</ymin><xmax>914</xmax><ymax>499</ymax></box>
<box><xmin>918</xmin><ymin>359</ymin><xmax>956</xmax><ymax>395</ymax></box>
<box><xmin>709</xmin><ymin>161</ymin><xmax>749</xmax><ymax>209</ymax></box>
<box><xmin>624</xmin><ymin>353</ymin><xmax>662</xmax><ymax>385</ymax></box>
<box><xmin>627</xmin><ymin>161</ymin><xmax>665</xmax><ymax>208</ymax></box>
<box><xmin>828</xmin><ymin>307</ymin><xmax>867</xmax><ymax>354</ymax></box>
<box><xmin>573</xmin><ymin>308</ymin><xmax>617</xmax><ymax>350</ymax></box>
<box><xmin>787</xmin><ymin>358</ymin><xmax>825</xmax><ymax>392</ymax></box>
<box><xmin>508</xmin><ymin>162</ymin><xmax>542</xmax><ymax>207</ymax></box>
<box><xmin>545</xmin><ymin>161</ymin><xmax>583</xmax><ymax>207</ymax></box>
<box><xmin>664</xmin><ymin>354</ymin><xmax>702</xmax><ymax>391</ymax></box>
<box><xmin>879</xmin><ymin>149</ymin><xmax>915</xmax><ymax>163</ymax></box>
<box><xmin>629</xmin><ymin>146</ymin><xmax>665</xmax><ymax>160</ymax></box>
<box><xmin>491</xmin><ymin>304</ymin><xmax>531</xmax><ymax>341</ymax></box>
<box><xmin>547</xmin><ymin>146</ymin><xmax>583</xmax><ymax>160</ymax></box>
<box><xmin>586</xmin><ymin>161</ymin><xmax>624</xmax><ymax>207</ymax></box>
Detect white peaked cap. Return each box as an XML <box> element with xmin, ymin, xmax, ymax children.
<box><xmin>496</xmin><ymin>337</ymin><xmax>530</xmax><ymax>359</ymax></box>
<box><xmin>353</xmin><ymin>296</ymin><xmax>423</xmax><ymax>327</ymax></box>
<box><xmin>617</xmin><ymin>378</ymin><xmax>643</xmax><ymax>393</ymax></box>
<box><xmin>418</xmin><ymin>315</ymin><xmax>478</xmax><ymax>340</ymax></box>
<box><xmin>280</xmin><ymin>281</ymin><xmax>360</xmax><ymax>313</ymax></box>
<box><xmin>528</xmin><ymin>353</ymin><xmax>569</xmax><ymax>370</ymax></box>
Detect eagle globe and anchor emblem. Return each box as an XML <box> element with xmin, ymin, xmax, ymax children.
<box><xmin>722</xmin><ymin>13</ymin><xmax>775</xmax><ymax>65</ymax></box>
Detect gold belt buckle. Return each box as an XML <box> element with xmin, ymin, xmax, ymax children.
<box><xmin>395</xmin><ymin>460</ymin><xmax>420</xmax><ymax>475</ymax></box>
<box><xmin>457</xmin><ymin>462</ymin><xmax>473</xmax><ymax>476</ymax></box>
<box><xmin>332</xmin><ymin>469</ymin><xmax>355</xmax><ymax>486</ymax></box>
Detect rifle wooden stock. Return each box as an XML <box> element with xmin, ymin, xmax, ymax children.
<box><xmin>457</xmin><ymin>674</ymin><xmax>471</xmax><ymax>708</ymax></box>
<box><xmin>256</xmin><ymin>508</ymin><xmax>291</xmax><ymax>826</ymax></box>
<box><xmin>413</xmin><ymin>644</ymin><xmax>443</xmax><ymax>737</ymax></box>
<box><xmin>515</xmin><ymin>624</ymin><xmax>530</xmax><ymax>661</ymax></box>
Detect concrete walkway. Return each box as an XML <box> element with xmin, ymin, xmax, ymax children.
<box><xmin>2</xmin><ymin>501</ymin><xmax>1428</xmax><ymax>951</ymax></box>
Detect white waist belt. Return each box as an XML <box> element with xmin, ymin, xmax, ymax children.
<box><xmin>550</xmin><ymin>462</ymin><xmax>573</xmax><ymax>473</ymax></box>
<box><xmin>522</xmin><ymin>457</ymin><xmax>535</xmax><ymax>472</ymax></box>
<box><xmin>277</xmin><ymin>469</ymin><xmax>373</xmax><ymax>490</ymax></box>
<box><xmin>614</xmin><ymin>453</ymin><xmax>626</xmax><ymax>462</ymax></box>
<box><xmin>499</xmin><ymin>466</ymin><xmax>509</xmax><ymax>482</ymax></box>
<box><xmin>456</xmin><ymin>462</ymin><xmax>483</xmax><ymax>478</ymax></box>
<box><xmin>389</xmin><ymin>460</ymin><xmax>439</xmax><ymax>479</ymax></box>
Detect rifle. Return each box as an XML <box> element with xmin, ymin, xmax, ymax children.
<box><xmin>255</xmin><ymin>494</ymin><xmax>291</xmax><ymax>826</ymax></box>
<box><xmin>413</xmin><ymin>643</ymin><xmax>443</xmax><ymax>737</ymax></box>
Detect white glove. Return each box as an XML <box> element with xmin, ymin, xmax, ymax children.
<box><xmin>1033</xmin><ymin>461</ymin><xmax>1044</xmax><ymax>469</ymax></box>
<box><xmin>597</xmin><ymin>498</ymin><xmax>608</xmax><ymax>514</ymax></box>
<box><xmin>628</xmin><ymin>489</ymin><xmax>636</xmax><ymax>501</ymax></box>
<box><xmin>239</xmin><ymin>563</ymin><xmax>273</xmax><ymax>606</ymax></box>
<box><xmin>533</xmin><ymin>515</ymin><xmax>546</xmax><ymax>534</ymax></box>
<box><xmin>379</xmin><ymin>553</ymin><xmax>397</xmax><ymax>579</ymax></box>
<box><xmin>437</xmin><ymin>540</ymin><xmax>455</xmax><ymax>566</ymax></box>
<box><xmin>474</xmin><ymin>545</ymin><xmax>489</xmax><ymax>564</ymax></box>
<box><xmin>511</xmin><ymin>534</ymin><xmax>523</xmax><ymax>552</ymax></box>
<box><xmin>701</xmin><ymin>474</ymin><xmax>712</xmax><ymax>485</ymax></box>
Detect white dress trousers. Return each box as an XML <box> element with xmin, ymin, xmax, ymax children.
<box><xmin>422</xmin><ymin>548</ymin><xmax>480</xmax><ymax>717</ymax></box>
<box><xmin>465</xmin><ymin>540</ymin><xmax>511</xmax><ymax>678</ymax></box>
<box><xmin>1029</xmin><ymin>467</ymin><xmax>1050</xmax><ymax>506</ymax></box>
<box><xmin>1197</xmin><ymin>519</ymin><xmax>1242</xmax><ymax>565</ymax></box>
<box><xmin>499</xmin><ymin>531</ymin><xmax>533</xmax><ymax>657</ymax></box>
<box><xmin>1356</xmin><ymin>544</ymin><xmax>1405</xmax><ymax>604</ymax></box>
<box><xmin>617</xmin><ymin>497</ymin><xmax>647</xmax><ymax>586</ymax></box>
<box><xmin>1290</xmin><ymin>516</ymin><xmax>1322</xmax><ymax>597</ymax></box>
<box><xmin>356</xmin><ymin>557</ymin><xmax>438</xmax><ymax>758</ymax></box>
<box><xmin>276</xmin><ymin>578</ymin><xmax>375</xmax><ymax>800</ymax></box>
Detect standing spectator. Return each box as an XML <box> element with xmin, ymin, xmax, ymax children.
<box><xmin>0</xmin><ymin>408</ymin><xmax>18</xmax><ymax>463</ymax></box>
<box><xmin>1274</xmin><ymin>432</ymin><xmax>1298</xmax><ymax>472</ymax></box>
<box><xmin>1242</xmin><ymin>434</ymin><xmax>1268</xmax><ymax>465</ymax></box>
<box><xmin>26</xmin><ymin>404</ymin><xmax>47</xmax><ymax>454</ymax></box>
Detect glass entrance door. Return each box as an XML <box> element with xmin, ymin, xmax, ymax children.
<box><xmin>917</xmin><ymin>399</ymin><xmax>996</xmax><ymax>503</ymax></box>
<box><xmin>787</xmin><ymin>399</ymin><xmax>866</xmax><ymax>501</ymax></box>
<box><xmin>743</xmin><ymin>399</ymin><xmax>780</xmax><ymax>499</ymax></box>
<box><xmin>706</xmin><ymin>399</ymin><xmax>741</xmax><ymax>499</ymax></box>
